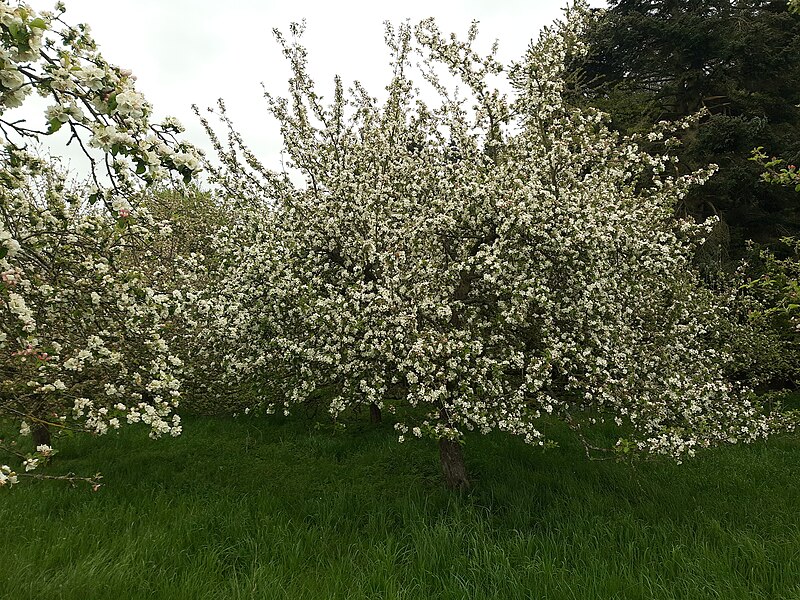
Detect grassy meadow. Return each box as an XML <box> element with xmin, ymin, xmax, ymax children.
<box><xmin>2</xmin><ymin>409</ymin><xmax>800</xmax><ymax>600</ymax></box>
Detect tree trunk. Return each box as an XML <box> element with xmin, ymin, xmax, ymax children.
<box><xmin>32</xmin><ymin>422</ymin><xmax>51</xmax><ymax>447</ymax></box>
<box><xmin>439</xmin><ymin>438</ymin><xmax>469</xmax><ymax>490</ymax></box>
<box><xmin>369</xmin><ymin>402</ymin><xmax>382</xmax><ymax>423</ymax></box>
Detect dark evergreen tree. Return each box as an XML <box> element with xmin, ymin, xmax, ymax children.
<box><xmin>570</xmin><ymin>1</ymin><xmax>800</xmax><ymax>257</ymax></box>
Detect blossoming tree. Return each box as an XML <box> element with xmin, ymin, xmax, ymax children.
<box><xmin>0</xmin><ymin>0</ymin><xmax>200</xmax><ymax>487</ymax></box>
<box><xmin>203</xmin><ymin>3</ymin><xmax>794</xmax><ymax>488</ymax></box>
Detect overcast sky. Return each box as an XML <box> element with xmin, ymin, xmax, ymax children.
<box><xmin>26</xmin><ymin>0</ymin><xmax>606</xmax><ymax>174</ymax></box>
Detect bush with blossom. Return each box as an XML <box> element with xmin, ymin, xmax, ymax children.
<box><xmin>698</xmin><ymin>259</ymin><xmax>800</xmax><ymax>396</ymax></box>
<box><xmin>0</xmin><ymin>0</ymin><xmax>200</xmax><ymax>487</ymax></box>
<box><xmin>751</xmin><ymin>148</ymin><xmax>800</xmax><ymax>193</ymax></box>
<box><xmin>744</xmin><ymin>120</ymin><xmax>800</xmax><ymax>387</ymax></box>
<box><xmin>742</xmin><ymin>241</ymin><xmax>800</xmax><ymax>387</ymax></box>
<box><xmin>735</xmin><ymin>148</ymin><xmax>800</xmax><ymax>389</ymax></box>
<box><xmin>201</xmin><ymin>4</ymin><xmax>796</xmax><ymax>488</ymax></box>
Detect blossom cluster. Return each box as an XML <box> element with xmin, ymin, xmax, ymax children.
<box><xmin>0</xmin><ymin>0</ymin><xmax>201</xmax><ymax>201</ymax></box>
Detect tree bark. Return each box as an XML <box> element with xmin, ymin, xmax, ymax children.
<box><xmin>439</xmin><ymin>438</ymin><xmax>469</xmax><ymax>490</ymax></box>
<box><xmin>369</xmin><ymin>402</ymin><xmax>382</xmax><ymax>423</ymax></box>
<box><xmin>32</xmin><ymin>422</ymin><xmax>51</xmax><ymax>447</ymax></box>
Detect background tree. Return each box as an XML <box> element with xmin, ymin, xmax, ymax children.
<box><xmin>0</xmin><ymin>0</ymin><xmax>199</xmax><ymax>488</ymax></box>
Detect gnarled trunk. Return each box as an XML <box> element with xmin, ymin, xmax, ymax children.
<box><xmin>369</xmin><ymin>402</ymin><xmax>382</xmax><ymax>423</ymax></box>
<box><xmin>32</xmin><ymin>422</ymin><xmax>51</xmax><ymax>447</ymax></box>
<box><xmin>439</xmin><ymin>438</ymin><xmax>469</xmax><ymax>490</ymax></box>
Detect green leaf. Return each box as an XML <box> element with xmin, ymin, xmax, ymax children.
<box><xmin>0</xmin><ymin>246</ymin><xmax>7</xmax><ymax>259</ymax></box>
<box><xmin>47</xmin><ymin>118</ymin><xmax>62</xmax><ymax>134</ymax></box>
<box><xmin>7</xmin><ymin>22</ymin><xmax>22</xmax><ymax>42</ymax></box>
<box><xmin>29</xmin><ymin>18</ymin><xmax>47</xmax><ymax>30</ymax></box>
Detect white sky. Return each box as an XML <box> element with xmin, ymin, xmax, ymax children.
<box><xmin>23</xmin><ymin>0</ymin><xmax>606</xmax><ymax>175</ymax></box>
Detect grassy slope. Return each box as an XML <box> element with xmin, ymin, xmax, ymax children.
<box><xmin>2</xmin><ymin>412</ymin><xmax>800</xmax><ymax>600</ymax></box>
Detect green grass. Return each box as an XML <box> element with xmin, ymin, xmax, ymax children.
<box><xmin>2</xmin><ymin>411</ymin><xmax>800</xmax><ymax>600</ymax></box>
